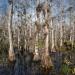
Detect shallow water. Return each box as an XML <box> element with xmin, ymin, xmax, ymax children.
<box><xmin>0</xmin><ymin>51</ymin><xmax>63</xmax><ymax>75</ymax></box>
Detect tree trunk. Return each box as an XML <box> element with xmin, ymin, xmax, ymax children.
<box><xmin>33</xmin><ymin>0</ymin><xmax>40</xmax><ymax>61</ymax></box>
<box><xmin>72</xmin><ymin>21</ymin><xmax>75</xmax><ymax>48</ymax></box>
<box><xmin>60</xmin><ymin>23</ymin><xmax>63</xmax><ymax>47</ymax></box>
<box><xmin>70</xmin><ymin>10</ymin><xmax>72</xmax><ymax>42</ymax></box>
<box><xmin>60</xmin><ymin>0</ymin><xmax>64</xmax><ymax>47</ymax></box>
<box><xmin>42</xmin><ymin>0</ymin><xmax>53</xmax><ymax>69</ymax></box>
<box><xmin>51</xmin><ymin>18</ymin><xmax>55</xmax><ymax>52</ymax></box>
<box><xmin>8</xmin><ymin>3</ymin><xmax>15</xmax><ymax>62</ymax></box>
<box><xmin>17</xmin><ymin>27</ymin><xmax>20</xmax><ymax>50</ymax></box>
<box><xmin>33</xmin><ymin>24</ymin><xmax>39</xmax><ymax>61</ymax></box>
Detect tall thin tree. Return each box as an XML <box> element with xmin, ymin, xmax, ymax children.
<box><xmin>8</xmin><ymin>0</ymin><xmax>15</xmax><ymax>62</ymax></box>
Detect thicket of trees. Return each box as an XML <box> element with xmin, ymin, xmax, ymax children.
<box><xmin>0</xmin><ymin>0</ymin><xmax>75</xmax><ymax>75</ymax></box>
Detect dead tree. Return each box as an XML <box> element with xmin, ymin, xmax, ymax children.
<box><xmin>8</xmin><ymin>0</ymin><xmax>15</xmax><ymax>62</ymax></box>
<box><xmin>67</xmin><ymin>6</ymin><xmax>73</xmax><ymax>45</ymax></box>
<box><xmin>41</xmin><ymin>0</ymin><xmax>53</xmax><ymax>69</ymax></box>
<box><xmin>60</xmin><ymin>0</ymin><xmax>64</xmax><ymax>47</ymax></box>
<box><xmin>33</xmin><ymin>0</ymin><xmax>40</xmax><ymax>61</ymax></box>
<box><xmin>51</xmin><ymin>17</ymin><xmax>56</xmax><ymax>52</ymax></box>
<box><xmin>71</xmin><ymin>17</ymin><xmax>75</xmax><ymax>48</ymax></box>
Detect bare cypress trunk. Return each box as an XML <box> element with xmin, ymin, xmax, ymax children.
<box><xmin>35</xmin><ymin>23</ymin><xmax>38</xmax><ymax>55</ymax></box>
<box><xmin>45</xmin><ymin>0</ymin><xmax>49</xmax><ymax>56</ymax></box>
<box><xmin>45</xmin><ymin>25</ymin><xmax>49</xmax><ymax>56</ymax></box>
<box><xmin>72</xmin><ymin>20</ymin><xmax>75</xmax><ymax>48</ymax></box>
<box><xmin>24</xmin><ymin>26</ymin><xmax>27</xmax><ymax>50</ymax></box>
<box><xmin>33</xmin><ymin>22</ymin><xmax>40</xmax><ymax>60</ymax></box>
<box><xmin>60</xmin><ymin>0</ymin><xmax>64</xmax><ymax>47</ymax></box>
<box><xmin>29</xmin><ymin>19</ymin><xmax>32</xmax><ymax>51</ymax></box>
<box><xmin>51</xmin><ymin>17</ymin><xmax>55</xmax><ymax>52</ymax></box>
<box><xmin>70</xmin><ymin>10</ymin><xmax>72</xmax><ymax>42</ymax></box>
<box><xmin>67</xmin><ymin>7</ymin><xmax>73</xmax><ymax>43</ymax></box>
<box><xmin>8</xmin><ymin>2</ymin><xmax>15</xmax><ymax>62</ymax></box>
<box><xmin>24</xmin><ymin>13</ymin><xmax>27</xmax><ymax>50</ymax></box>
<box><xmin>42</xmin><ymin>0</ymin><xmax>53</xmax><ymax>69</ymax></box>
<box><xmin>17</xmin><ymin>27</ymin><xmax>20</xmax><ymax>50</ymax></box>
<box><xmin>33</xmin><ymin>0</ymin><xmax>40</xmax><ymax>61</ymax></box>
<box><xmin>60</xmin><ymin>22</ymin><xmax>63</xmax><ymax>47</ymax></box>
<box><xmin>34</xmin><ymin>27</ymin><xmax>39</xmax><ymax>59</ymax></box>
<box><xmin>55</xmin><ymin>24</ymin><xmax>58</xmax><ymax>49</ymax></box>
